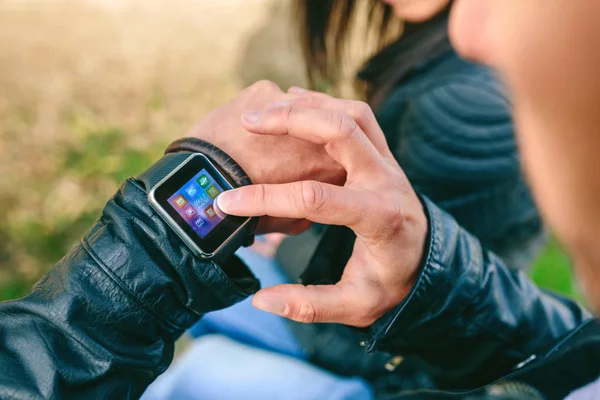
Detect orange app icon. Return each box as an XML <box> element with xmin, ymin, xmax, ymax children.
<box><xmin>173</xmin><ymin>194</ymin><xmax>188</xmax><ymax>209</ymax></box>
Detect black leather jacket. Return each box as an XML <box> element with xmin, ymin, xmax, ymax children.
<box><xmin>1</xmin><ymin>169</ymin><xmax>598</xmax><ymax>400</ymax></box>
<box><xmin>0</xmin><ymin>178</ymin><xmax>260</xmax><ymax>399</ymax></box>
<box><xmin>0</xmin><ymin>165</ymin><xmax>597</xmax><ymax>399</ymax></box>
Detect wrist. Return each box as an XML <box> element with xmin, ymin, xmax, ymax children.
<box><xmin>383</xmin><ymin>192</ymin><xmax>429</xmax><ymax>316</ymax></box>
<box><xmin>165</xmin><ymin>138</ymin><xmax>255</xmax><ymax>188</ymax></box>
<box><xmin>90</xmin><ymin>178</ymin><xmax>259</xmax><ymax>329</ymax></box>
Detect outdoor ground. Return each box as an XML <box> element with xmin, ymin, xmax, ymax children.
<box><xmin>0</xmin><ymin>0</ymin><xmax>580</xmax><ymax>302</ymax></box>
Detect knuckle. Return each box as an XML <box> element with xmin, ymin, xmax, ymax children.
<box><xmin>350</xmin><ymin>101</ymin><xmax>374</xmax><ymax>125</ymax></box>
<box><xmin>334</xmin><ymin>112</ymin><xmax>359</xmax><ymax>140</ymax></box>
<box><xmin>289</xmin><ymin>302</ymin><xmax>317</xmax><ymax>323</ymax></box>
<box><xmin>252</xmin><ymin>184</ymin><xmax>268</xmax><ymax>208</ymax></box>
<box><xmin>377</xmin><ymin>199</ymin><xmax>405</xmax><ymax>238</ymax></box>
<box><xmin>299</xmin><ymin>181</ymin><xmax>328</xmax><ymax>214</ymax></box>
<box><xmin>249</xmin><ymin>80</ymin><xmax>280</xmax><ymax>92</ymax></box>
<box><xmin>278</xmin><ymin>103</ymin><xmax>293</xmax><ymax>120</ymax></box>
<box><xmin>305</xmin><ymin>95</ymin><xmax>323</xmax><ymax>108</ymax></box>
<box><xmin>387</xmin><ymin>205</ymin><xmax>406</xmax><ymax>235</ymax></box>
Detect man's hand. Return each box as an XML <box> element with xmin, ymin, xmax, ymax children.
<box><xmin>186</xmin><ymin>81</ymin><xmax>345</xmax><ymax>234</ymax></box>
<box><xmin>216</xmin><ymin>93</ymin><xmax>428</xmax><ymax>327</ymax></box>
<box><xmin>186</xmin><ymin>82</ymin><xmax>345</xmax><ymax>185</ymax></box>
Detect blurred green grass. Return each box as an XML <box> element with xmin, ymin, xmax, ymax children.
<box><xmin>531</xmin><ymin>239</ymin><xmax>581</xmax><ymax>301</ymax></box>
<box><xmin>0</xmin><ymin>127</ymin><xmax>167</xmax><ymax>302</ymax></box>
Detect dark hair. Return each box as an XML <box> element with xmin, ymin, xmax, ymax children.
<box><xmin>297</xmin><ymin>1</ymin><xmax>450</xmax><ymax>96</ymax></box>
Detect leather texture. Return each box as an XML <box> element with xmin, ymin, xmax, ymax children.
<box><xmin>137</xmin><ymin>152</ymin><xmax>194</xmax><ymax>190</ymax></box>
<box><xmin>165</xmin><ymin>138</ymin><xmax>258</xmax><ymax>247</ymax></box>
<box><xmin>386</xmin><ymin>321</ymin><xmax>600</xmax><ymax>399</ymax></box>
<box><xmin>383</xmin><ymin>319</ymin><xmax>600</xmax><ymax>399</ymax></box>
<box><xmin>0</xmin><ymin>177</ymin><xmax>259</xmax><ymax>399</ymax></box>
<box><xmin>367</xmin><ymin>197</ymin><xmax>595</xmax><ymax>397</ymax></box>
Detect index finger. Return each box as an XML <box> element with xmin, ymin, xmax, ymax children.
<box><xmin>242</xmin><ymin>105</ymin><xmax>385</xmax><ymax>179</ymax></box>
<box><xmin>216</xmin><ymin>181</ymin><xmax>369</xmax><ymax>229</ymax></box>
<box><xmin>284</xmin><ymin>95</ymin><xmax>393</xmax><ymax>159</ymax></box>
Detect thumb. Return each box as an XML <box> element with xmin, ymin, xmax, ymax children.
<box><xmin>252</xmin><ymin>283</ymin><xmax>354</xmax><ymax>325</ymax></box>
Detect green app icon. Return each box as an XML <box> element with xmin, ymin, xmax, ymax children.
<box><xmin>206</xmin><ymin>185</ymin><xmax>220</xmax><ymax>199</ymax></box>
<box><xmin>197</xmin><ymin>174</ymin><xmax>210</xmax><ymax>188</ymax></box>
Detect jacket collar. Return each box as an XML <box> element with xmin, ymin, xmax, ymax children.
<box><xmin>357</xmin><ymin>11</ymin><xmax>453</xmax><ymax>109</ymax></box>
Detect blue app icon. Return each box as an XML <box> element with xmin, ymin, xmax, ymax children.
<box><xmin>186</xmin><ymin>185</ymin><xmax>198</xmax><ymax>197</ymax></box>
<box><xmin>194</xmin><ymin>218</ymin><xmax>205</xmax><ymax>228</ymax></box>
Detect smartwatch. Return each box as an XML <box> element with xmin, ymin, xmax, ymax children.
<box><xmin>138</xmin><ymin>139</ymin><xmax>256</xmax><ymax>263</ymax></box>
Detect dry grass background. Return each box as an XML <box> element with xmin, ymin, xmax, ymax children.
<box><xmin>0</xmin><ymin>0</ymin><xmax>309</xmax><ymax>298</ymax></box>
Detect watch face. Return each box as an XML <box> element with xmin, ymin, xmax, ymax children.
<box><xmin>150</xmin><ymin>154</ymin><xmax>250</xmax><ymax>256</ymax></box>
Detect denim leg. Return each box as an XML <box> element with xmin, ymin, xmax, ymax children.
<box><xmin>189</xmin><ymin>243</ymin><xmax>305</xmax><ymax>359</ymax></box>
<box><xmin>141</xmin><ymin>335</ymin><xmax>374</xmax><ymax>400</ymax></box>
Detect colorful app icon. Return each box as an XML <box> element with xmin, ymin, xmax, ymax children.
<box><xmin>204</xmin><ymin>205</ymin><xmax>217</xmax><ymax>220</ymax></box>
<box><xmin>186</xmin><ymin>185</ymin><xmax>198</xmax><ymax>197</ymax></box>
<box><xmin>194</xmin><ymin>218</ymin><xmax>205</xmax><ymax>228</ymax></box>
<box><xmin>183</xmin><ymin>205</ymin><xmax>197</xmax><ymax>219</ymax></box>
<box><xmin>197</xmin><ymin>174</ymin><xmax>210</xmax><ymax>188</ymax></box>
<box><xmin>193</xmin><ymin>193</ymin><xmax>210</xmax><ymax>208</ymax></box>
<box><xmin>206</xmin><ymin>185</ymin><xmax>220</xmax><ymax>199</ymax></box>
<box><xmin>173</xmin><ymin>194</ymin><xmax>188</xmax><ymax>209</ymax></box>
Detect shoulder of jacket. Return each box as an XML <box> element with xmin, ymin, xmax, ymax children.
<box><xmin>397</xmin><ymin>69</ymin><xmax>518</xmax><ymax>183</ymax></box>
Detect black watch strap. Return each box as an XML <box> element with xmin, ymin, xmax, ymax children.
<box><xmin>165</xmin><ymin>138</ymin><xmax>253</xmax><ymax>187</ymax></box>
<box><xmin>137</xmin><ymin>152</ymin><xmax>193</xmax><ymax>190</ymax></box>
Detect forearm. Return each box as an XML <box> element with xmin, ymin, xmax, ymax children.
<box><xmin>366</xmin><ymin>196</ymin><xmax>591</xmax><ymax>388</ymax></box>
<box><xmin>0</xmin><ymin>178</ymin><xmax>258</xmax><ymax>399</ymax></box>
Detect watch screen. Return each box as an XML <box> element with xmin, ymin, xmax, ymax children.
<box><xmin>152</xmin><ymin>154</ymin><xmax>250</xmax><ymax>255</ymax></box>
<box><xmin>167</xmin><ymin>169</ymin><xmax>225</xmax><ymax>238</ymax></box>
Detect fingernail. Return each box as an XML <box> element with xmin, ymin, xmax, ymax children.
<box><xmin>288</xmin><ymin>86</ymin><xmax>307</xmax><ymax>94</ymax></box>
<box><xmin>253</xmin><ymin>295</ymin><xmax>287</xmax><ymax>315</ymax></box>
<box><xmin>243</xmin><ymin>110</ymin><xmax>263</xmax><ymax>124</ymax></box>
<box><xmin>215</xmin><ymin>191</ymin><xmax>238</xmax><ymax>214</ymax></box>
<box><xmin>267</xmin><ymin>100</ymin><xmax>290</xmax><ymax>109</ymax></box>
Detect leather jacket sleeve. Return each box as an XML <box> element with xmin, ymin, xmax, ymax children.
<box><xmin>0</xmin><ymin>178</ymin><xmax>259</xmax><ymax>399</ymax></box>
<box><xmin>366</xmin><ymin>196</ymin><xmax>592</xmax><ymax>389</ymax></box>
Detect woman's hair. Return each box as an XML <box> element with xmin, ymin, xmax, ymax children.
<box><xmin>296</xmin><ymin>1</ymin><xmax>449</xmax><ymax>93</ymax></box>
<box><xmin>297</xmin><ymin>0</ymin><xmax>398</xmax><ymax>90</ymax></box>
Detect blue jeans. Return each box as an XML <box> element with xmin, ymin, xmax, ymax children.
<box><xmin>141</xmin><ymin>243</ymin><xmax>373</xmax><ymax>400</ymax></box>
<box><xmin>188</xmin><ymin>245</ymin><xmax>306</xmax><ymax>359</ymax></box>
